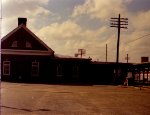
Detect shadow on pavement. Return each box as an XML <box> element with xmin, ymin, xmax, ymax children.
<box><xmin>1</xmin><ymin>105</ymin><xmax>51</xmax><ymax>112</ymax></box>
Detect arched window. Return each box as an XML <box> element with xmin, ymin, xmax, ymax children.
<box><xmin>11</xmin><ymin>41</ymin><xmax>18</xmax><ymax>48</ymax></box>
<box><xmin>26</xmin><ymin>41</ymin><xmax>32</xmax><ymax>48</ymax></box>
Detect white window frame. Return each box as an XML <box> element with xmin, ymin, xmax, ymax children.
<box><xmin>31</xmin><ymin>61</ymin><xmax>39</xmax><ymax>76</ymax></box>
<box><xmin>57</xmin><ymin>64</ymin><xmax>63</xmax><ymax>77</ymax></box>
<box><xmin>3</xmin><ymin>61</ymin><xmax>11</xmax><ymax>75</ymax></box>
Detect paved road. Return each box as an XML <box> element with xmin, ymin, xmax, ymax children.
<box><xmin>1</xmin><ymin>82</ymin><xmax>150</xmax><ymax>115</ymax></box>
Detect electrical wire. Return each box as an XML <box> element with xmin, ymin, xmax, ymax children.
<box><xmin>126</xmin><ymin>33</ymin><xmax>150</xmax><ymax>44</ymax></box>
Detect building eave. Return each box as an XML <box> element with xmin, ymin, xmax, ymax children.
<box><xmin>1</xmin><ymin>49</ymin><xmax>53</xmax><ymax>56</ymax></box>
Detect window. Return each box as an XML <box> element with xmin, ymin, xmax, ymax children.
<box><xmin>57</xmin><ymin>64</ymin><xmax>63</xmax><ymax>77</ymax></box>
<box><xmin>32</xmin><ymin>61</ymin><xmax>39</xmax><ymax>76</ymax></box>
<box><xmin>11</xmin><ymin>41</ymin><xmax>18</xmax><ymax>47</ymax></box>
<box><xmin>148</xmin><ymin>71</ymin><xmax>150</xmax><ymax>82</ymax></box>
<box><xmin>73</xmin><ymin>65</ymin><xmax>79</xmax><ymax>77</ymax></box>
<box><xmin>3</xmin><ymin>61</ymin><xmax>11</xmax><ymax>75</ymax></box>
<box><xmin>26</xmin><ymin>41</ymin><xmax>32</xmax><ymax>48</ymax></box>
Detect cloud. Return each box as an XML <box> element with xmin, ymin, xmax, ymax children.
<box><xmin>37</xmin><ymin>20</ymin><xmax>108</xmax><ymax>42</ymax></box>
<box><xmin>72</xmin><ymin>0</ymin><xmax>132</xmax><ymax>19</ymax></box>
<box><xmin>131</xmin><ymin>10</ymin><xmax>150</xmax><ymax>31</ymax></box>
<box><xmin>3</xmin><ymin>0</ymin><xmax>48</xmax><ymax>17</ymax></box>
<box><xmin>118</xmin><ymin>27</ymin><xmax>150</xmax><ymax>63</ymax></box>
<box><xmin>1</xmin><ymin>0</ymin><xmax>60</xmax><ymax>37</ymax></box>
<box><xmin>3</xmin><ymin>0</ymin><xmax>48</xmax><ymax>5</ymax></box>
<box><xmin>37</xmin><ymin>20</ymin><xmax>81</xmax><ymax>40</ymax></box>
<box><xmin>123</xmin><ymin>10</ymin><xmax>150</xmax><ymax>63</ymax></box>
<box><xmin>1</xmin><ymin>0</ymin><xmax>150</xmax><ymax>63</ymax></box>
<box><xmin>37</xmin><ymin>19</ymin><xmax>113</xmax><ymax>60</ymax></box>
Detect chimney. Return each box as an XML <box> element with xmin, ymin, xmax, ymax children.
<box><xmin>18</xmin><ymin>18</ymin><xmax>27</xmax><ymax>26</ymax></box>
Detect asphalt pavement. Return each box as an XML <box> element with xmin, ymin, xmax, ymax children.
<box><xmin>1</xmin><ymin>82</ymin><xmax>150</xmax><ymax>115</ymax></box>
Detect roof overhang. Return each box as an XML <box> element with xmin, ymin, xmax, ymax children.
<box><xmin>1</xmin><ymin>49</ymin><xmax>53</xmax><ymax>56</ymax></box>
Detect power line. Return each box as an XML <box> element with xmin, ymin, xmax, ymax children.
<box><xmin>127</xmin><ymin>33</ymin><xmax>150</xmax><ymax>44</ymax></box>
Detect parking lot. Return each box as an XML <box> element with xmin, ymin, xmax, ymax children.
<box><xmin>1</xmin><ymin>82</ymin><xmax>150</xmax><ymax>115</ymax></box>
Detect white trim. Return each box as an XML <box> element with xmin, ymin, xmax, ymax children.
<box><xmin>3</xmin><ymin>61</ymin><xmax>11</xmax><ymax>76</ymax></box>
<box><xmin>1</xmin><ymin>49</ymin><xmax>52</xmax><ymax>56</ymax></box>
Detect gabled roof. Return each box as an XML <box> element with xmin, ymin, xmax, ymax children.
<box><xmin>1</xmin><ymin>24</ymin><xmax>54</xmax><ymax>54</ymax></box>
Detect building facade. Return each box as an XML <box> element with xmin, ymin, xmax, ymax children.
<box><xmin>1</xmin><ymin>18</ymin><xmax>133</xmax><ymax>84</ymax></box>
<box><xmin>1</xmin><ymin>18</ymin><xmax>92</xmax><ymax>83</ymax></box>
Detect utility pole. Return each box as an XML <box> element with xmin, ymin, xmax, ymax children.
<box><xmin>110</xmin><ymin>14</ymin><xmax>128</xmax><ymax>83</ymax></box>
<box><xmin>75</xmin><ymin>49</ymin><xmax>86</xmax><ymax>58</ymax></box>
<box><xmin>78</xmin><ymin>49</ymin><xmax>86</xmax><ymax>58</ymax></box>
<box><xmin>125</xmin><ymin>54</ymin><xmax>130</xmax><ymax>63</ymax></box>
<box><xmin>127</xmin><ymin>54</ymin><xmax>128</xmax><ymax>63</ymax></box>
<box><xmin>0</xmin><ymin>0</ymin><xmax>2</xmax><ymax>110</ymax></box>
<box><xmin>0</xmin><ymin>0</ymin><xmax>2</xmax><ymax>38</ymax></box>
<box><xmin>106</xmin><ymin>44</ymin><xmax>107</xmax><ymax>62</ymax></box>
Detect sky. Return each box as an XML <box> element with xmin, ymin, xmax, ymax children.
<box><xmin>1</xmin><ymin>0</ymin><xmax>150</xmax><ymax>63</ymax></box>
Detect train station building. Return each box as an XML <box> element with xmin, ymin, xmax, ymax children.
<box><xmin>1</xmin><ymin>18</ymin><xmax>149</xmax><ymax>85</ymax></box>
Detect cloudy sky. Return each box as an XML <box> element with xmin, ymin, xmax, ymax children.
<box><xmin>1</xmin><ymin>0</ymin><xmax>150</xmax><ymax>63</ymax></box>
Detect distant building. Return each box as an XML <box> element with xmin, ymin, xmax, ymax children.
<box><xmin>141</xmin><ymin>57</ymin><xmax>149</xmax><ymax>63</ymax></box>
